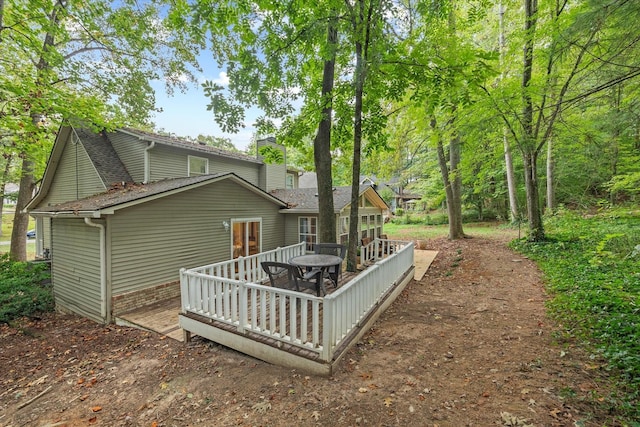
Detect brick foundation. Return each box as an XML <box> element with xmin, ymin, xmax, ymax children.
<box><xmin>112</xmin><ymin>281</ymin><xmax>180</xmax><ymax>316</ymax></box>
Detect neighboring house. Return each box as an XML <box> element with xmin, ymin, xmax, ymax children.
<box><xmin>26</xmin><ymin>124</ymin><xmax>388</xmax><ymax>323</ymax></box>
<box><xmin>359</xmin><ymin>175</ymin><xmax>421</xmax><ymax>213</ymax></box>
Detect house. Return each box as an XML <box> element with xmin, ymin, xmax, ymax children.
<box><xmin>26</xmin><ymin>124</ymin><xmax>389</xmax><ymax>324</ymax></box>
<box><xmin>270</xmin><ymin>185</ymin><xmax>388</xmax><ymax>250</ymax></box>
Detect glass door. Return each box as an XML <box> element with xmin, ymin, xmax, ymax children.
<box><xmin>232</xmin><ymin>219</ymin><xmax>261</xmax><ymax>258</ymax></box>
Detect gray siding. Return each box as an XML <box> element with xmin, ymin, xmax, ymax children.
<box><xmin>148</xmin><ymin>145</ymin><xmax>261</xmax><ymax>186</ymax></box>
<box><xmin>110</xmin><ymin>179</ymin><xmax>285</xmax><ymax>295</ymax></box>
<box><xmin>108</xmin><ymin>131</ymin><xmax>146</xmax><ymax>182</ymax></box>
<box><xmin>282</xmin><ymin>214</ymin><xmax>318</xmax><ymax>247</ymax></box>
<box><xmin>51</xmin><ymin>218</ymin><xmax>103</xmax><ymax>322</ymax></box>
<box><xmin>42</xmin><ymin>134</ymin><xmax>106</xmax><ymax>205</ymax></box>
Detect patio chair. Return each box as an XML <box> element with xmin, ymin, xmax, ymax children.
<box><xmin>313</xmin><ymin>243</ymin><xmax>347</xmax><ymax>288</ymax></box>
<box><xmin>260</xmin><ymin>261</ymin><xmax>322</xmax><ymax>295</ymax></box>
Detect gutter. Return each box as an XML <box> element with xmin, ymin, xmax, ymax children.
<box><xmin>84</xmin><ymin>218</ymin><xmax>108</xmax><ymax>323</ymax></box>
<box><xmin>143</xmin><ymin>141</ymin><xmax>155</xmax><ymax>184</ymax></box>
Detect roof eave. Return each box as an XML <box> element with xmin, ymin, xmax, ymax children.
<box><xmin>30</xmin><ymin>210</ymin><xmax>103</xmax><ymax>218</ymax></box>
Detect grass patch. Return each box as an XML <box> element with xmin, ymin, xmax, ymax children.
<box><xmin>511</xmin><ymin>208</ymin><xmax>640</xmax><ymax>420</ymax></box>
<box><xmin>1</xmin><ymin>211</ymin><xmax>36</xmax><ymax>259</ymax></box>
<box><xmin>0</xmin><ymin>254</ymin><xmax>53</xmax><ymax>324</ymax></box>
<box><xmin>0</xmin><ymin>241</ymin><xmax>36</xmax><ymax>259</ymax></box>
<box><xmin>384</xmin><ymin>221</ymin><xmax>516</xmax><ymax>240</ymax></box>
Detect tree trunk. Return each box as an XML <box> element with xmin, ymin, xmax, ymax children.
<box><xmin>523</xmin><ymin>151</ymin><xmax>544</xmax><ymax>241</ymax></box>
<box><xmin>546</xmin><ymin>138</ymin><xmax>555</xmax><ymax>212</ymax></box>
<box><xmin>499</xmin><ymin>1</ymin><xmax>519</xmax><ymax>223</ymax></box>
<box><xmin>448</xmin><ymin>135</ymin><xmax>464</xmax><ymax>239</ymax></box>
<box><xmin>9</xmin><ymin>2</ymin><xmax>62</xmax><ymax>259</ymax></box>
<box><xmin>346</xmin><ymin>0</ymin><xmax>370</xmax><ymax>272</ymax></box>
<box><xmin>433</xmin><ymin>117</ymin><xmax>465</xmax><ymax>240</ymax></box>
<box><xmin>346</xmin><ymin>33</ymin><xmax>365</xmax><ymax>272</ymax></box>
<box><xmin>314</xmin><ymin>17</ymin><xmax>337</xmax><ymax>244</ymax></box>
<box><xmin>504</xmin><ymin>132</ymin><xmax>519</xmax><ymax>222</ymax></box>
<box><xmin>521</xmin><ymin>0</ymin><xmax>545</xmax><ymax>241</ymax></box>
<box><xmin>0</xmin><ymin>155</ymin><xmax>12</xmax><ymax>237</ymax></box>
<box><xmin>9</xmin><ymin>157</ymin><xmax>34</xmax><ymax>261</ymax></box>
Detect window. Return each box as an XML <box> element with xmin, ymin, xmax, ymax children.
<box><xmin>339</xmin><ymin>216</ymin><xmax>349</xmax><ymax>245</ymax></box>
<box><xmin>299</xmin><ymin>217</ymin><xmax>317</xmax><ymax>251</ymax></box>
<box><xmin>360</xmin><ymin>215</ymin><xmax>368</xmax><ymax>238</ymax></box>
<box><xmin>232</xmin><ymin>218</ymin><xmax>261</xmax><ymax>258</ymax></box>
<box><xmin>286</xmin><ymin>173</ymin><xmax>295</xmax><ymax>189</ymax></box>
<box><xmin>188</xmin><ymin>156</ymin><xmax>208</xmax><ymax>177</ymax></box>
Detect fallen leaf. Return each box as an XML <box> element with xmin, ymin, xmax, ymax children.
<box><xmin>150</xmin><ymin>422</ymin><xmax>158</xmax><ymax>427</ymax></box>
<box><xmin>252</xmin><ymin>401</ymin><xmax>271</xmax><ymax>414</ymax></box>
<box><xmin>91</xmin><ymin>406</ymin><xmax>102</xmax><ymax>412</ymax></box>
<box><xmin>88</xmin><ymin>416</ymin><xmax>97</xmax><ymax>424</ymax></box>
<box><xmin>383</xmin><ymin>397</ymin><xmax>393</xmax><ymax>407</ymax></box>
<box><xmin>500</xmin><ymin>411</ymin><xmax>533</xmax><ymax>427</ymax></box>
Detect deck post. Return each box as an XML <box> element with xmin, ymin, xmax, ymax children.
<box><xmin>321</xmin><ymin>297</ymin><xmax>334</xmax><ymax>362</ymax></box>
<box><xmin>179</xmin><ymin>268</ymin><xmax>188</xmax><ymax>312</ymax></box>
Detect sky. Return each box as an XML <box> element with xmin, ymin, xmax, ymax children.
<box><xmin>150</xmin><ymin>69</ymin><xmax>261</xmax><ymax>152</ymax></box>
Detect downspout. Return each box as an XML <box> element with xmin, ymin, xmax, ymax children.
<box><xmin>84</xmin><ymin>218</ymin><xmax>107</xmax><ymax>322</ymax></box>
<box><xmin>143</xmin><ymin>141</ymin><xmax>155</xmax><ymax>184</ymax></box>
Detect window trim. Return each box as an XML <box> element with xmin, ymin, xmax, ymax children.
<box><xmin>188</xmin><ymin>155</ymin><xmax>209</xmax><ymax>177</ymax></box>
<box><xmin>298</xmin><ymin>216</ymin><xmax>318</xmax><ymax>252</ymax></box>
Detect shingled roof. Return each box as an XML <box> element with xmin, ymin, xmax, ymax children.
<box><xmin>119</xmin><ymin>128</ymin><xmax>262</xmax><ymax>164</ymax></box>
<box><xmin>270</xmin><ymin>185</ymin><xmax>374</xmax><ymax>212</ymax></box>
<box><xmin>74</xmin><ymin>128</ymin><xmax>133</xmax><ymax>185</ymax></box>
<box><xmin>30</xmin><ymin>172</ymin><xmax>285</xmax><ymax>217</ymax></box>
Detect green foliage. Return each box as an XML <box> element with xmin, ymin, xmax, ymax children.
<box><xmin>0</xmin><ymin>255</ymin><xmax>53</xmax><ymax>324</ymax></box>
<box><xmin>511</xmin><ymin>211</ymin><xmax>640</xmax><ymax>418</ymax></box>
<box><xmin>257</xmin><ymin>144</ymin><xmax>285</xmax><ymax>164</ymax></box>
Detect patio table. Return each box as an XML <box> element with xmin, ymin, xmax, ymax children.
<box><xmin>289</xmin><ymin>254</ymin><xmax>343</xmax><ymax>296</ymax></box>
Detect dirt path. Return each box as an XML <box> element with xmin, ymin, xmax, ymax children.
<box><xmin>1</xmin><ymin>235</ymin><xmax>615</xmax><ymax>426</ymax></box>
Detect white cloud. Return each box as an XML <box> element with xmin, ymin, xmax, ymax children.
<box><xmin>211</xmin><ymin>71</ymin><xmax>230</xmax><ymax>86</ymax></box>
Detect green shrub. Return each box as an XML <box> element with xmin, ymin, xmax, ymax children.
<box><xmin>510</xmin><ymin>210</ymin><xmax>640</xmax><ymax>420</ymax></box>
<box><xmin>0</xmin><ymin>254</ymin><xmax>53</xmax><ymax>324</ymax></box>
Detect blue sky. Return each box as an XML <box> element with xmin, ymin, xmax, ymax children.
<box><xmin>150</xmin><ymin>69</ymin><xmax>260</xmax><ymax>151</ymax></box>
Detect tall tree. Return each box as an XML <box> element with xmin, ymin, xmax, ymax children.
<box><xmin>499</xmin><ymin>1</ymin><xmax>519</xmax><ymax>223</ymax></box>
<box><xmin>1</xmin><ymin>0</ymin><xmax>201</xmax><ymax>260</ymax></box>
<box><xmin>314</xmin><ymin>14</ymin><xmax>338</xmax><ymax>244</ymax></box>
<box><xmin>483</xmin><ymin>0</ymin><xmax>640</xmax><ymax>241</ymax></box>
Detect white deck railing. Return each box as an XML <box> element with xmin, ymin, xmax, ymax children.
<box><xmin>360</xmin><ymin>238</ymin><xmax>405</xmax><ymax>266</ymax></box>
<box><xmin>180</xmin><ymin>239</ymin><xmax>414</xmax><ymax>361</ymax></box>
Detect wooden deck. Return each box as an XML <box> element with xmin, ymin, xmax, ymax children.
<box><xmin>115</xmin><ymin>250</ymin><xmax>438</xmax><ymax>345</ymax></box>
<box><xmin>115</xmin><ymin>270</ymin><xmax>363</xmax><ymax>342</ymax></box>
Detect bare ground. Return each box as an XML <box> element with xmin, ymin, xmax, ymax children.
<box><xmin>0</xmin><ymin>233</ymin><xmax>620</xmax><ymax>426</ymax></box>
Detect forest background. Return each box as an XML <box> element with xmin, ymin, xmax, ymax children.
<box><xmin>1</xmin><ymin>0</ymin><xmax>639</xmax><ymax>260</ymax></box>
